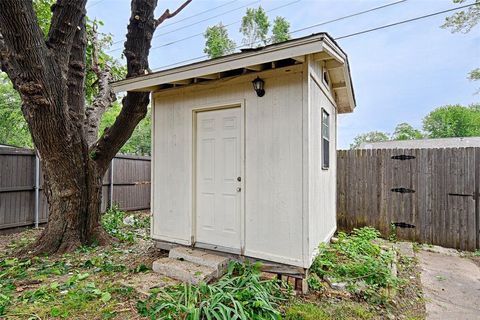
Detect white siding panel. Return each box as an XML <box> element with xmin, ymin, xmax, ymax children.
<box><xmin>152</xmin><ymin>67</ymin><xmax>306</xmax><ymax>266</ymax></box>
<box><xmin>308</xmin><ymin>61</ymin><xmax>337</xmax><ymax>265</ymax></box>
<box><xmin>244</xmin><ymin>72</ymin><xmax>304</xmax><ymax>265</ymax></box>
<box><xmin>152</xmin><ymin>93</ymin><xmax>192</xmax><ymax>243</ymax></box>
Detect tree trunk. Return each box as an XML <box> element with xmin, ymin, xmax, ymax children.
<box><xmin>0</xmin><ymin>0</ymin><xmax>192</xmax><ymax>255</ymax></box>
<box><xmin>29</xmin><ymin>155</ymin><xmax>111</xmax><ymax>255</ymax></box>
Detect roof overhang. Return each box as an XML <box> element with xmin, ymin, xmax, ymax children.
<box><xmin>112</xmin><ymin>33</ymin><xmax>356</xmax><ymax>113</ymax></box>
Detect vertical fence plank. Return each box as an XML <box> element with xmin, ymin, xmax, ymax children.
<box><xmin>0</xmin><ymin>150</ymin><xmax>151</xmax><ymax>231</ymax></box>
<box><xmin>337</xmin><ymin>147</ymin><xmax>479</xmax><ymax>250</ymax></box>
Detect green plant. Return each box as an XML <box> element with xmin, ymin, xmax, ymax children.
<box><xmin>137</xmin><ymin>262</ymin><xmax>289</xmax><ymax>319</ymax></box>
<box><xmin>309</xmin><ymin>227</ymin><xmax>398</xmax><ymax>304</ymax></box>
<box><xmin>101</xmin><ymin>206</ymin><xmax>135</xmax><ymax>242</ymax></box>
<box><xmin>388</xmin><ymin>223</ymin><xmax>398</xmax><ymax>242</ymax></box>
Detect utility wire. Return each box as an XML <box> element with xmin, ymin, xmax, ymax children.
<box><xmin>108</xmin><ymin>0</ymin><xmax>261</xmax><ymax>52</ymax></box>
<box><xmin>87</xmin><ymin>0</ymin><xmax>105</xmax><ymax>9</ymax></box>
<box><xmin>290</xmin><ymin>0</ymin><xmax>407</xmax><ymax>35</ymax></box>
<box><xmin>334</xmin><ymin>2</ymin><xmax>476</xmax><ymax>40</ymax></box>
<box><xmin>150</xmin><ymin>0</ymin><xmax>411</xmax><ymax>71</ymax></box>
<box><xmin>150</xmin><ymin>2</ymin><xmax>475</xmax><ymax>71</ymax></box>
<box><xmin>146</xmin><ymin>0</ymin><xmax>301</xmax><ymax>53</ymax></box>
<box><xmin>110</xmin><ymin>0</ymin><xmax>239</xmax><ymax>46</ymax></box>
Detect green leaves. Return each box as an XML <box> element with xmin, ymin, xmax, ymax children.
<box><xmin>271</xmin><ymin>17</ymin><xmax>290</xmax><ymax>44</ymax></box>
<box><xmin>137</xmin><ymin>262</ymin><xmax>289</xmax><ymax>320</ymax></box>
<box><xmin>204</xmin><ymin>23</ymin><xmax>236</xmax><ymax>59</ymax></box>
<box><xmin>423</xmin><ymin>104</ymin><xmax>480</xmax><ymax>138</ymax></box>
<box><xmin>309</xmin><ymin>227</ymin><xmax>398</xmax><ymax>305</ymax></box>
<box><xmin>240</xmin><ymin>6</ymin><xmax>270</xmax><ymax>47</ymax></box>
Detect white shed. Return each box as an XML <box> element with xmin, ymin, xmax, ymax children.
<box><xmin>113</xmin><ymin>33</ymin><xmax>356</xmax><ymax>269</ymax></box>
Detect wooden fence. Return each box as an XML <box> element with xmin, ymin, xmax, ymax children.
<box><xmin>0</xmin><ymin>147</ymin><xmax>151</xmax><ymax>230</ymax></box>
<box><xmin>337</xmin><ymin>147</ymin><xmax>480</xmax><ymax>251</ymax></box>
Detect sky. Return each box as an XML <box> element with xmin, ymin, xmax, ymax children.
<box><xmin>87</xmin><ymin>0</ymin><xmax>480</xmax><ymax>149</ymax></box>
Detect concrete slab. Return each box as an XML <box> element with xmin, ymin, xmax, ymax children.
<box><xmin>169</xmin><ymin>247</ymin><xmax>230</xmax><ymax>277</ymax></box>
<box><xmin>152</xmin><ymin>257</ymin><xmax>217</xmax><ymax>284</ymax></box>
<box><xmin>418</xmin><ymin>249</ymin><xmax>480</xmax><ymax>320</ymax></box>
<box><xmin>394</xmin><ymin>241</ymin><xmax>415</xmax><ymax>258</ymax></box>
<box><xmin>421</xmin><ymin>244</ymin><xmax>461</xmax><ymax>257</ymax></box>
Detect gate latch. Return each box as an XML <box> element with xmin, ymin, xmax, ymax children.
<box><xmin>448</xmin><ymin>192</ymin><xmax>474</xmax><ymax>199</ymax></box>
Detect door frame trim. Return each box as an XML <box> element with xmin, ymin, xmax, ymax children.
<box><xmin>192</xmin><ymin>100</ymin><xmax>246</xmax><ymax>254</ymax></box>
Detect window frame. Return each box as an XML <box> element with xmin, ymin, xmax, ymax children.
<box><xmin>321</xmin><ymin>108</ymin><xmax>330</xmax><ymax>170</ymax></box>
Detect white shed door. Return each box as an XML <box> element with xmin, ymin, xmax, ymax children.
<box><xmin>196</xmin><ymin>108</ymin><xmax>242</xmax><ymax>250</ymax></box>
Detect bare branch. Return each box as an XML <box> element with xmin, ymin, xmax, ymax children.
<box><xmin>91</xmin><ymin>0</ymin><xmax>192</xmax><ymax>171</ymax></box>
<box><xmin>85</xmin><ymin>22</ymin><xmax>116</xmax><ymax>147</ymax></box>
<box><xmin>47</xmin><ymin>0</ymin><xmax>88</xmax><ymax>75</ymax></box>
<box><xmin>155</xmin><ymin>0</ymin><xmax>192</xmax><ymax>27</ymax></box>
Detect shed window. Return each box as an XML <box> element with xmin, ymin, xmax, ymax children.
<box><xmin>322</xmin><ymin>109</ymin><xmax>330</xmax><ymax>169</ymax></box>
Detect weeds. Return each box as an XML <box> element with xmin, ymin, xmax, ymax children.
<box><xmin>101</xmin><ymin>206</ymin><xmax>150</xmax><ymax>242</ymax></box>
<box><xmin>309</xmin><ymin>227</ymin><xmax>398</xmax><ymax>304</ymax></box>
<box><xmin>137</xmin><ymin>262</ymin><xmax>289</xmax><ymax>320</ymax></box>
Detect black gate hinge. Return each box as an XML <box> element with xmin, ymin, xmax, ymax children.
<box><xmin>391</xmin><ymin>155</ymin><xmax>416</xmax><ymax>160</ymax></box>
<box><xmin>391</xmin><ymin>187</ymin><xmax>415</xmax><ymax>194</ymax></box>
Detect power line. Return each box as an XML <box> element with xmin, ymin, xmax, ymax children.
<box><xmin>334</xmin><ymin>2</ymin><xmax>476</xmax><ymax>40</ymax></box>
<box><xmin>290</xmin><ymin>0</ymin><xmax>407</xmax><ymax>35</ymax></box>
<box><xmin>150</xmin><ymin>2</ymin><xmax>475</xmax><ymax>72</ymax></box>
<box><xmin>108</xmin><ymin>0</ymin><xmax>261</xmax><ymax>52</ymax></box>
<box><xmin>110</xmin><ymin>0</ymin><xmax>239</xmax><ymax>46</ymax></box>
<box><xmin>146</xmin><ymin>0</ymin><xmax>301</xmax><ymax>53</ymax></box>
<box><xmin>87</xmin><ymin>0</ymin><xmax>105</xmax><ymax>9</ymax></box>
<box><xmin>150</xmin><ymin>0</ymin><xmax>410</xmax><ymax>71</ymax></box>
<box><xmin>153</xmin><ymin>0</ymin><xmax>261</xmax><ymax>37</ymax></box>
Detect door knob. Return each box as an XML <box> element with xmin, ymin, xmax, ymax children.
<box><xmin>237</xmin><ymin>177</ymin><xmax>241</xmax><ymax>182</ymax></box>
<box><xmin>236</xmin><ymin>187</ymin><xmax>242</xmax><ymax>192</ymax></box>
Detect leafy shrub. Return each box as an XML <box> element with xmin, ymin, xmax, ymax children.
<box><xmin>137</xmin><ymin>262</ymin><xmax>289</xmax><ymax>320</ymax></box>
<box><xmin>309</xmin><ymin>227</ymin><xmax>398</xmax><ymax>304</ymax></box>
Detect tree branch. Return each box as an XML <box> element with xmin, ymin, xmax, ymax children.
<box><xmin>85</xmin><ymin>22</ymin><xmax>116</xmax><ymax>147</ymax></box>
<box><xmin>47</xmin><ymin>0</ymin><xmax>87</xmax><ymax>76</ymax></box>
<box><xmin>155</xmin><ymin>0</ymin><xmax>192</xmax><ymax>27</ymax></box>
<box><xmin>91</xmin><ymin>0</ymin><xmax>192</xmax><ymax>172</ymax></box>
<box><xmin>0</xmin><ymin>1</ymin><xmax>58</xmax><ymax>105</ymax></box>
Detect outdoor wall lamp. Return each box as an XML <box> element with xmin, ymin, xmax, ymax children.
<box><xmin>252</xmin><ymin>77</ymin><xmax>265</xmax><ymax>97</ymax></box>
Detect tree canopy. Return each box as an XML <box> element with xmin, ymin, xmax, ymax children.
<box><xmin>350</xmin><ymin>131</ymin><xmax>390</xmax><ymax>149</ymax></box>
<box><xmin>0</xmin><ymin>0</ymin><xmax>154</xmax><ymax>153</ymax></box>
<box><xmin>350</xmin><ymin>103</ymin><xmax>480</xmax><ymax>149</ymax></box>
<box><xmin>203</xmin><ymin>23</ymin><xmax>236</xmax><ymax>59</ymax></box>
<box><xmin>423</xmin><ymin>104</ymin><xmax>480</xmax><ymax>138</ymax></box>
<box><xmin>271</xmin><ymin>16</ymin><xmax>291</xmax><ymax>44</ymax></box>
<box><xmin>391</xmin><ymin>122</ymin><xmax>424</xmax><ymax>140</ymax></box>
<box><xmin>442</xmin><ymin>0</ymin><xmax>480</xmax><ymax>91</ymax></box>
<box><xmin>240</xmin><ymin>6</ymin><xmax>270</xmax><ymax>47</ymax></box>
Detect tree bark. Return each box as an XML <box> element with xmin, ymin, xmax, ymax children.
<box><xmin>0</xmin><ymin>0</ymin><xmax>191</xmax><ymax>255</ymax></box>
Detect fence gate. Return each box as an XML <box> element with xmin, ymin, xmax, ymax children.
<box><xmin>337</xmin><ymin>147</ymin><xmax>479</xmax><ymax>251</ymax></box>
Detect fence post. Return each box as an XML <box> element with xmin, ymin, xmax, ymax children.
<box><xmin>34</xmin><ymin>154</ymin><xmax>40</xmax><ymax>228</ymax></box>
<box><xmin>109</xmin><ymin>158</ymin><xmax>114</xmax><ymax>209</ymax></box>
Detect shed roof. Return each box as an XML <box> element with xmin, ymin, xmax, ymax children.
<box><xmin>112</xmin><ymin>33</ymin><xmax>356</xmax><ymax>113</ymax></box>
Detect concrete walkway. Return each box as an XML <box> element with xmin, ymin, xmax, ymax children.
<box><xmin>418</xmin><ymin>247</ymin><xmax>480</xmax><ymax>320</ymax></box>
